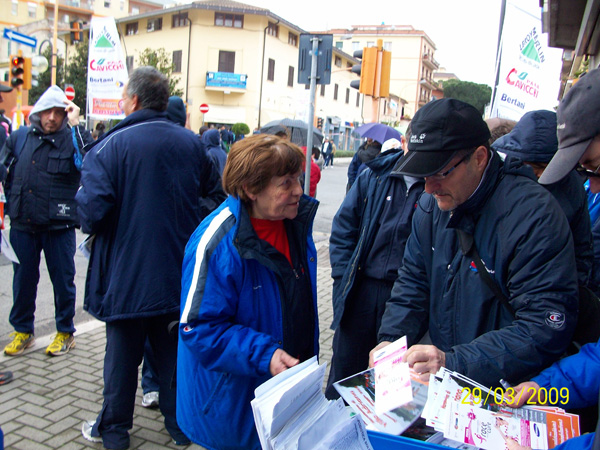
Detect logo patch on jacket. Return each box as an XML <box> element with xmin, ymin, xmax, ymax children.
<box><xmin>545</xmin><ymin>311</ymin><xmax>565</xmax><ymax>329</ymax></box>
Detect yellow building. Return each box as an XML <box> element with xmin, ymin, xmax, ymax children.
<box><xmin>113</xmin><ymin>0</ymin><xmax>363</xmax><ymax>147</ymax></box>
<box><xmin>326</xmin><ymin>24</ymin><xmax>440</xmax><ymax>120</ymax></box>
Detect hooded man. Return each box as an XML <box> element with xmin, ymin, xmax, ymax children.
<box><xmin>202</xmin><ymin>128</ymin><xmax>227</xmax><ymax>176</ymax></box>
<box><xmin>0</xmin><ymin>85</ymin><xmax>92</xmax><ymax>357</ymax></box>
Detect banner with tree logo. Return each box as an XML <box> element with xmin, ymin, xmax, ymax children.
<box><xmin>87</xmin><ymin>17</ymin><xmax>128</xmax><ymax>120</ymax></box>
<box><xmin>489</xmin><ymin>1</ymin><xmax>563</xmax><ymax>121</ymax></box>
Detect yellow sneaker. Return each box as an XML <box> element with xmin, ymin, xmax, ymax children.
<box><xmin>4</xmin><ymin>331</ymin><xmax>35</xmax><ymax>356</ymax></box>
<box><xmin>45</xmin><ymin>332</ymin><xmax>75</xmax><ymax>356</ymax></box>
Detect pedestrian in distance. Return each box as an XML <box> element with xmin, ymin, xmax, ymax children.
<box><xmin>177</xmin><ymin>134</ymin><xmax>320</xmax><ymax>450</ymax></box>
<box><xmin>325</xmin><ymin>138</ymin><xmax>336</xmax><ymax>167</ymax></box>
<box><xmin>202</xmin><ymin>128</ymin><xmax>227</xmax><ymax>176</ymax></box>
<box><xmin>77</xmin><ymin>66</ymin><xmax>225</xmax><ymax>449</ymax></box>
<box><xmin>0</xmin><ymin>85</ymin><xmax>92</xmax><ymax>358</ymax></box>
<box><xmin>325</xmin><ymin>137</ymin><xmax>424</xmax><ymax>399</ymax></box>
<box><xmin>369</xmin><ymin>98</ymin><xmax>578</xmax><ymax>388</ymax></box>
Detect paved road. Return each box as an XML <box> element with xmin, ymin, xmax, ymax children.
<box><xmin>0</xmin><ymin>158</ymin><xmax>350</xmax><ymax>348</ymax></box>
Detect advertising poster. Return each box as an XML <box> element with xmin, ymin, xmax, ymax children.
<box><xmin>489</xmin><ymin>1</ymin><xmax>563</xmax><ymax>121</ymax></box>
<box><xmin>87</xmin><ymin>17</ymin><xmax>128</xmax><ymax>120</ymax></box>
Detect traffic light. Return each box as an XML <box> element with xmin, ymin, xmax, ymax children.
<box><xmin>350</xmin><ymin>40</ymin><xmax>392</xmax><ymax>99</ymax></box>
<box><xmin>10</xmin><ymin>55</ymin><xmax>25</xmax><ymax>89</ymax></box>
<box><xmin>350</xmin><ymin>47</ymin><xmax>377</xmax><ymax>96</ymax></box>
<box><xmin>27</xmin><ymin>56</ymin><xmax>49</xmax><ymax>89</ymax></box>
<box><xmin>71</xmin><ymin>21</ymin><xmax>82</xmax><ymax>43</ymax></box>
<box><xmin>317</xmin><ymin>117</ymin><xmax>324</xmax><ymax>129</ymax></box>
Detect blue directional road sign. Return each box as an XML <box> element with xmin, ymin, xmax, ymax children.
<box><xmin>3</xmin><ymin>28</ymin><xmax>37</xmax><ymax>48</ymax></box>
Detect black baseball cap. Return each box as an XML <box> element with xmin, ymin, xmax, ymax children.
<box><xmin>539</xmin><ymin>68</ymin><xmax>600</xmax><ymax>185</ymax></box>
<box><xmin>0</xmin><ymin>84</ymin><xmax>13</xmax><ymax>93</ymax></box>
<box><xmin>395</xmin><ymin>98</ymin><xmax>491</xmax><ymax>177</ymax></box>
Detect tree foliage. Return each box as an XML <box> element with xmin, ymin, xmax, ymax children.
<box><xmin>137</xmin><ymin>48</ymin><xmax>183</xmax><ymax>97</ymax></box>
<box><xmin>64</xmin><ymin>39</ymin><xmax>89</xmax><ymax>116</ymax></box>
<box><xmin>232</xmin><ymin>122</ymin><xmax>250</xmax><ymax>136</ymax></box>
<box><xmin>29</xmin><ymin>46</ymin><xmax>65</xmax><ymax>105</ymax></box>
<box><xmin>441</xmin><ymin>79</ymin><xmax>492</xmax><ymax>115</ymax></box>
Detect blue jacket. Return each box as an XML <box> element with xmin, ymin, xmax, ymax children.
<box><xmin>177</xmin><ymin>195</ymin><xmax>319</xmax><ymax>450</ymax></box>
<box><xmin>76</xmin><ymin>108</ymin><xmax>224</xmax><ymax>321</ymax></box>
<box><xmin>0</xmin><ymin>86</ymin><xmax>92</xmax><ymax>230</ymax></box>
<box><xmin>378</xmin><ymin>152</ymin><xmax>579</xmax><ymax>386</ymax></box>
<box><xmin>330</xmin><ymin>149</ymin><xmax>424</xmax><ymax>329</ymax></box>
<box><xmin>533</xmin><ymin>340</ymin><xmax>600</xmax><ymax>450</ymax></box>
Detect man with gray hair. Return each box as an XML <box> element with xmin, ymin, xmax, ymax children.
<box><xmin>77</xmin><ymin>66</ymin><xmax>224</xmax><ymax>448</ymax></box>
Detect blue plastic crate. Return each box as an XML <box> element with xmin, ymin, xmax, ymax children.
<box><xmin>368</xmin><ymin>430</ymin><xmax>451</xmax><ymax>449</ymax></box>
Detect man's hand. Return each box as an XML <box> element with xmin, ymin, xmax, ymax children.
<box><xmin>368</xmin><ymin>341</ymin><xmax>392</xmax><ymax>367</ymax></box>
<box><xmin>403</xmin><ymin>345</ymin><xmax>446</xmax><ymax>382</ymax></box>
<box><xmin>64</xmin><ymin>100</ymin><xmax>80</xmax><ymax>127</ymax></box>
<box><xmin>269</xmin><ymin>348</ymin><xmax>299</xmax><ymax>376</ymax></box>
<box><xmin>510</xmin><ymin>381</ymin><xmax>541</xmax><ymax>407</ymax></box>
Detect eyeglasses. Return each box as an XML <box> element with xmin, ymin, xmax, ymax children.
<box><xmin>428</xmin><ymin>153</ymin><xmax>472</xmax><ymax>180</ymax></box>
<box><xmin>576</xmin><ymin>163</ymin><xmax>600</xmax><ymax>179</ymax></box>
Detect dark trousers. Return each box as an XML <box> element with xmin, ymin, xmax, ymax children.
<box><xmin>325</xmin><ymin>276</ymin><xmax>394</xmax><ymax>399</ymax></box>
<box><xmin>9</xmin><ymin>227</ymin><xmax>76</xmax><ymax>334</ymax></box>
<box><xmin>91</xmin><ymin>313</ymin><xmax>187</xmax><ymax>449</ymax></box>
<box><xmin>325</xmin><ymin>152</ymin><xmax>334</xmax><ymax>166</ymax></box>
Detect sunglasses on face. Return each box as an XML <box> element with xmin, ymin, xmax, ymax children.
<box><xmin>576</xmin><ymin>163</ymin><xmax>600</xmax><ymax>179</ymax></box>
<box><xmin>428</xmin><ymin>152</ymin><xmax>473</xmax><ymax>180</ymax></box>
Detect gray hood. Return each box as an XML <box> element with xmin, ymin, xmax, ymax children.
<box><xmin>29</xmin><ymin>85</ymin><xmax>69</xmax><ymax>133</ymax></box>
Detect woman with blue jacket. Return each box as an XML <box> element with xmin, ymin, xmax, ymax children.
<box><xmin>177</xmin><ymin>134</ymin><xmax>320</xmax><ymax>449</ymax></box>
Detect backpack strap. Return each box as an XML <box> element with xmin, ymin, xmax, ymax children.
<box><xmin>456</xmin><ymin>228</ymin><xmax>516</xmax><ymax>317</ymax></box>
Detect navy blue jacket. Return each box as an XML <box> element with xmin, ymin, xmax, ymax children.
<box><xmin>0</xmin><ymin>100</ymin><xmax>92</xmax><ymax>231</ymax></box>
<box><xmin>330</xmin><ymin>149</ymin><xmax>424</xmax><ymax>329</ymax></box>
<box><xmin>492</xmin><ymin>110</ymin><xmax>592</xmax><ymax>285</ymax></box>
<box><xmin>76</xmin><ymin>108</ymin><xmax>225</xmax><ymax>321</ymax></box>
<box><xmin>378</xmin><ymin>152</ymin><xmax>579</xmax><ymax>386</ymax></box>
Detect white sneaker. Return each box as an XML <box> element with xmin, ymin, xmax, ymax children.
<box><xmin>82</xmin><ymin>420</ymin><xmax>102</xmax><ymax>443</ymax></box>
<box><xmin>142</xmin><ymin>391</ymin><xmax>159</xmax><ymax>408</ymax></box>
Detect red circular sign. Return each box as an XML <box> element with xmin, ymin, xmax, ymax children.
<box><xmin>65</xmin><ymin>86</ymin><xmax>75</xmax><ymax>101</ymax></box>
<box><xmin>199</xmin><ymin>103</ymin><xmax>209</xmax><ymax>114</ymax></box>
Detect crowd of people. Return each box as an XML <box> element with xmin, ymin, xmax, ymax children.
<box><xmin>0</xmin><ymin>64</ymin><xmax>599</xmax><ymax>450</ymax></box>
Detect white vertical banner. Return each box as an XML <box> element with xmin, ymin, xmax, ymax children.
<box><xmin>87</xmin><ymin>17</ymin><xmax>128</xmax><ymax>120</ymax></box>
<box><xmin>489</xmin><ymin>1</ymin><xmax>563</xmax><ymax>121</ymax></box>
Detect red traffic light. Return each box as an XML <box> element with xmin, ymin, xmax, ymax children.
<box><xmin>10</xmin><ymin>55</ymin><xmax>25</xmax><ymax>88</ymax></box>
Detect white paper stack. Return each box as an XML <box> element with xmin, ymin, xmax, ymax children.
<box><xmin>251</xmin><ymin>356</ymin><xmax>374</xmax><ymax>450</ymax></box>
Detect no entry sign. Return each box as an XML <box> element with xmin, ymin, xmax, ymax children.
<box><xmin>65</xmin><ymin>85</ymin><xmax>75</xmax><ymax>101</ymax></box>
<box><xmin>199</xmin><ymin>103</ymin><xmax>209</xmax><ymax>114</ymax></box>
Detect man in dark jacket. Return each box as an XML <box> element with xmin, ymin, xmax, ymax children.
<box><xmin>77</xmin><ymin>66</ymin><xmax>225</xmax><ymax>449</ymax></box>
<box><xmin>326</xmin><ymin>137</ymin><xmax>424</xmax><ymax>398</ymax></box>
<box><xmin>0</xmin><ymin>85</ymin><xmax>92</xmax><ymax>358</ymax></box>
<box><xmin>370</xmin><ymin>98</ymin><xmax>578</xmax><ymax>387</ymax></box>
<box><xmin>492</xmin><ymin>109</ymin><xmax>592</xmax><ymax>286</ymax></box>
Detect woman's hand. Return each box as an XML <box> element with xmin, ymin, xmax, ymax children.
<box><xmin>269</xmin><ymin>349</ymin><xmax>299</xmax><ymax>376</ymax></box>
<box><xmin>510</xmin><ymin>381</ymin><xmax>542</xmax><ymax>407</ymax></box>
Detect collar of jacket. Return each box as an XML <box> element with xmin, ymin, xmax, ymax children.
<box><xmin>85</xmin><ymin>109</ymin><xmax>168</xmax><ymax>153</ymax></box>
<box><xmin>367</xmin><ymin>148</ymin><xmax>403</xmax><ymax>174</ymax></box>
<box><xmin>229</xmin><ymin>194</ymin><xmax>318</xmax><ymax>264</ymax></box>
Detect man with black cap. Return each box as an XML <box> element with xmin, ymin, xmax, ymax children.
<box><xmin>370</xmin><ymin>98</ymin><xmax>578</xmax><ymax>387</ymax></box>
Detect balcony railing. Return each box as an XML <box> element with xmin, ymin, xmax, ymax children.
<box><xmin>422</xmin><ymin>53</ymin><xmax>440</xmax><ymax>70</ymax></box>
<box><xmin>45</xmin><ymin>0</ymin><xmax>94</xmax><ymax>12</ymax></box>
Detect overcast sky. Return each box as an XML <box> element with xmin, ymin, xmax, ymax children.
<box><xmin>242</xmin><ymin>0</ymin><xmax>514</xmax><ymax>87</ymax></box>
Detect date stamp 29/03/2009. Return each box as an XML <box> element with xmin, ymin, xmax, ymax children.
<box><xmin>460</xmin><ymin>386</ymin><xmax>569</xmax><ymax>407</ymax></box>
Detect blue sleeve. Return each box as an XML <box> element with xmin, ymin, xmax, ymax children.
<box><xmin>75</xmin><ymin>142</ymin><xmax>117</xmax><ymax>234</ymax></box>
<box><xmin>347</xmin><ymin>153</ymin><xmax>360</xmax><ymax>190</ymax></box>
<box><xmin>547</xmin><ymin>433</ymin><xmax>594</xmax><ymax>450</ymax></box>
<box><xmin>532</xmin><ymin>340</ymin><xmax>600</xmax><ymax>409</ymax></box>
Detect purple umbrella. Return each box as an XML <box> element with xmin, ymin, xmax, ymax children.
<box><xmin>354</xmin><ymin>122</ymin><xmax>402</xmax><ymax>145</ymax></box>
